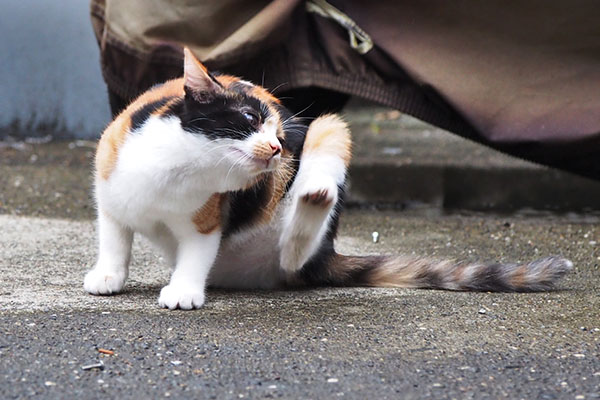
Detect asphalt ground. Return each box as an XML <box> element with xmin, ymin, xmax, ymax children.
<box><xmin>1</xmin><ymin>210</ymin><xmax>599</xmax><ymax>399</ymax></box>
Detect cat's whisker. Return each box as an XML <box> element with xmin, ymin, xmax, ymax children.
<box><xmin>214</xmin><ymin>151</ymin><xmax>237</xmax><ymax>168</ymax></box>
<box><xmin>203</xmin><ymin>143</ymin><xmax>237</xmax><ymax>154</ymax></box>
<box><xmin>269</xmin><ymin>81</ymin><xmax>289</xmax><ymax>94</ymax></box>
<box><xmin>224</xmin><ymin>152</ymin><xmax>252</xmax><ymax>186</ymax></box>
<box><xmin>281</xmin><ymin>104</ymin><xmax>315</xmax><ymax>125</ymax></box>
<box><xmin>187</xmin><ymin>117</ymin><xmax>216</xmax><ymax>124</ymax></box>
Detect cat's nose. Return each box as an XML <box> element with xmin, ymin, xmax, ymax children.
<box><xmin>269</xmin><ymin>143</ymin><xmax>281</xmax><ymax>158</ymax></box>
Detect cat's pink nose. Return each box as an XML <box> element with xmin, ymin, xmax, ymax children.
<box><xmin>270</xmin><ymin>143</ymin><xmax>281</xmax><ymax>157</ymax></box>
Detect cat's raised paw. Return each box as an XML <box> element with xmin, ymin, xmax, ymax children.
<box><xmin>158</xmin><ymin>283</ymin><xmax>205</xmax><ymax>310</ymax></box>
<box><xmin>84</xmin><ymin>267</ymin><xmax>126</xmax><ymax>295</ymax></box>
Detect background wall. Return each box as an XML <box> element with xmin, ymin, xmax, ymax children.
<box><xmin>0</xmin><ymin>0</ymin><xmax>111</xmax><ymax>139</ymax></box>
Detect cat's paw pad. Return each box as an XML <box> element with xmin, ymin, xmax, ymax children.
<box><xmin>84</xmin><ymin>268</ymin><xmax>126</xmax><ymax>295</ymax></box>
<box><xmin>302</xmin><ymin>189</ymin><xmax>334</xmax><ymax>207</ymax></box>
<box><xmin>158</xmin><ymin>283</ymin><xmax>205</xmax><ymax>310</ymax></box>
<box><xmin>299</xmin><ymin>178</ymin><xmax>338</xmax><ymax>208</ymax></box>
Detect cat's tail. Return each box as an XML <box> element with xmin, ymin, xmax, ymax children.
<box><xmin>310</xmin><ymin>253</ymin><xmax>573</xmax><ymax>292</ymax></box>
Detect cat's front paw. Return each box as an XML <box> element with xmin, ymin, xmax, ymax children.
<box><xmin>84</xmin><ymin>267</ymin><xmax>127</xmax><ymax>295</ymax></box>
<box><xmin>158</xmin><ymin>283</ymin><xmax>205</xmax><ymax>310</ymax></box>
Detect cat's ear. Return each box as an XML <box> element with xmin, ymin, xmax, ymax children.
<box><xmin>183</xmin><ymin>47</ymin><xmax>222</xmax><ymax>100</ymax></box>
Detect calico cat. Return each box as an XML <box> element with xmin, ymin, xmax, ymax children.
<box><xmin>84</xmin><ymin>47</ymin><xmax>573</xmax><ymax>309</ymax></box>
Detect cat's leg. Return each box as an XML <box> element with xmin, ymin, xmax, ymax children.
<box><xmin>84</xmin><ymin>210</ymin><xmax>133</xmax><ymax>295</ymax></box>
<box><xmin>279</xmin><ymin>173</ymin><xmax>341</xmax><ymax>273</ymax></box>
<box><xmin>145</xmin><ymin>223</ymin><xmax>178</xmax><ymax>267</ymax></box>
<box><xmin>279</xmin><ymin>115</ymin><xmax>351</xmax><ymax>275</ymax></box>
<box><xmin>158</xmin><ymin>214</ymin><xmax>221</xmax><ymax>310</ymax></box>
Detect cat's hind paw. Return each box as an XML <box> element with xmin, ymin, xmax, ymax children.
<box><xmin>297</xmin><ymin>176</ymin><xmax>338</xmax><ymax>209</ymax></box>
<box><xmin>84</xmin><ymin>267</ymin><xmax>127</xmax><ymax>295</ymax></box>
<box><xmin>302</xmin><ymin>188</ymin><xmax>335</xmax><ymax>207</ymax></box>
<box><xmin>158</xmin><ymin>283</ymin><xmax>205</xmax><ymax>310</ymax></box>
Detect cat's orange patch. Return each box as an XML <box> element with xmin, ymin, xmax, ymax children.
<box><xmin>96</xmin><ymin>79</ymin><xmax>185</xmax><ymax>180</ymax></box>
<box><xmin>192</xmin><ymin>193</ymin><xmax>223</xmax><ymax>234</ymax></box>
<box><xmin>250</xmin><ymin>86</ymin><xmax>281</xmax><ymax>105</ymax></box>
<box><xmin>153</xmin><ymin>97</ymin><xmax>181</xmax><ymax>117</ymax></box>
<box><xmin>509</xmin><ymin>264</ymin><xmax>529</xmax><ymax>288</ymax></box>
<box><xmin>252</xmin><ymin>142</ymin><xmax>275</xmax><ymax>160</ymax></box>
<box><xmin>215</xmin><ymin>75</ymin><xmax>240</xmax><ymax>89</ymax></box>
<box><xmin>452</xmin><ymin>262</ymin><xmax>467</xmax><ymax>283</ymax></box>
<box><xmin>96</xmin><ymin>114</ymin><xmax>131</xmax><ymax>181</ymax></box>
<box><xmin>129</xmin><ymin>78</ymin><xmax>185</xmax><ymax>112</ymax></box>
<box><xmin>215</xmin><ymin>75</ymin><xmax>280</xmax><ymax>106</ymax></box>
<box><xmin>258</xmin><ymin>160</ymin><xmax>294</xmax><ymax>224</ymax></box>
<box><xmin>302</xmin><ymin>114</ymin><xmax>352</xmax><ymax>166</ymax></box>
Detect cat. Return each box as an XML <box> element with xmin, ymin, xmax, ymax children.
<box><xmin>84</xmin><ymin>47</ymin><xmax>573</xmax><ymax>309</ymax></box>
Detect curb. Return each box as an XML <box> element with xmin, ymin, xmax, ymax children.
<box><xmin>347</xmin><ymin>160</ymin><xmax>600</xmax><ymax>213</ymax></box>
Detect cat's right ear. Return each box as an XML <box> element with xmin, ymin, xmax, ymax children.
<box><xmin>183</xmin><ymin>47</ymin><xmax>222</xmax><ymax>101</ymax></box>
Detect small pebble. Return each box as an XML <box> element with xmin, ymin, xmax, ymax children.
<box><xmin>82</xmin><ymin>361</ymin><xmax>104</xmax><ymax>371</ymax></box>
<box><xmin>372</xmin><ymin>232</ymin><xmax>379</xmax><ymax>243</ymax></box>
<box><xmin>478</xmin><ymin>308</ymin><xmax>487</xmax><ymax>314</ymax></box>
<box><xmin>170</xmin><ymin>360</ymin><xmax>182</xmax><ymax>366</ymax></box>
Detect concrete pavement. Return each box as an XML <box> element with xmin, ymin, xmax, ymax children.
<box><xmin>1</xmin><ymin>211</ymin><xmax>599</xmax><ymax>399</ymax></box>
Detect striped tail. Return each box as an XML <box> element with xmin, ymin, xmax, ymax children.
<box><xmin>314</xmin><ymin>253</ymin><xmax>573</xmax><ymax>292</ymax></box>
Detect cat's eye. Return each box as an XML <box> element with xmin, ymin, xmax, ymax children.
<box><xmin>242</xmin><ymin>110</ymin><xmax>260</xmax><ymax>129</ymax></box>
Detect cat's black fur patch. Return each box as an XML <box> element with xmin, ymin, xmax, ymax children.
<box><xmin>469</xmin><ymin>263</ymin><xmax>512</xmax><ymax>291</ymax></box>
<box><xmin>276</xmin><ymin>105</ymin><xmax>306</xmax><ymax>161</ymax></box>
<box><xmin>179</xmin><ymin>91</ymin><xmax>269</xmax><ymax>140</ymax></box>
<box><xmin>130</xmin><ymin>97</ymin><xmax>176</xmax><ymax>132</ymax></box>
<box><xmin>223</xmin><ymin>177</ymin><xmax>273</xmax><ymax>237</ymax></box>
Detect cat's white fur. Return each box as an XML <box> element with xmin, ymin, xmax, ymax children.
<box><xmin>84</xmin><ymin>112</ymin><xmax>346</xmax><ymax>309</ymax></box>
<box><xmin>279</xmin><ymin>154</ymin><xmax>344</xmax><ymax>273</ymax></box>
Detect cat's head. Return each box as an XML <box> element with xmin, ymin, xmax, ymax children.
<box><xmin>180</xmin><ymin>48</ymin><xmax>287</xmax><ymax>178</ymax></box>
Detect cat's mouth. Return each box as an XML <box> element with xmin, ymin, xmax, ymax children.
<box><xmin>230</xmin><ymin>148</ymin><xmax>279</xmax><ymax>171</ymax></box>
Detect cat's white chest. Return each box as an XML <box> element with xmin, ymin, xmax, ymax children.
<box><xmin>96</xmin><ymin>116</ymin><xmax>250</xmax><ymax>223</ymax></box>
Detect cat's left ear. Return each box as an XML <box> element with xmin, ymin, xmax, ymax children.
<box><xmin>183</xmin><ymin>47</ymin><xmax>222</xmax><ymax>100</ymax></box>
